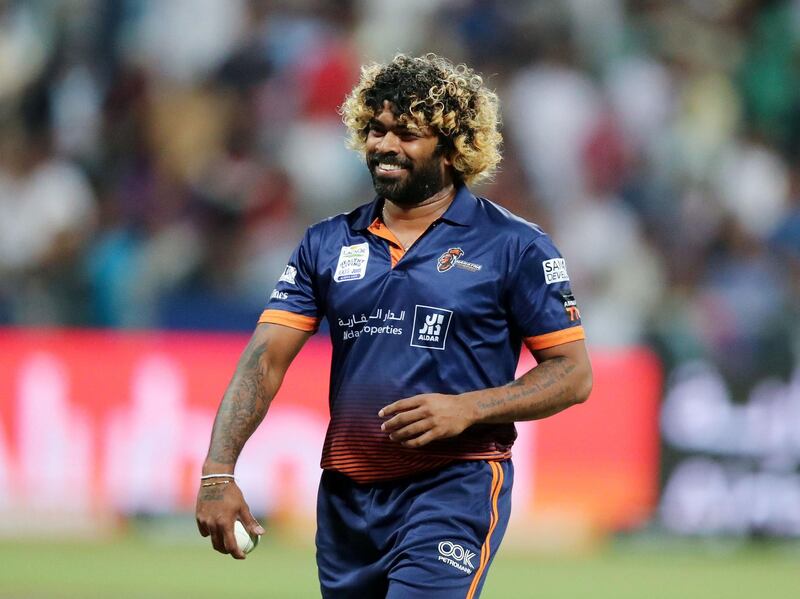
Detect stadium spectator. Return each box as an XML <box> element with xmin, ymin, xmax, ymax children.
<box><xmin>0</xmin><ymin>124</ymin><xmax>96</xmax><ymax>324</ymax></box>
<box><xmin>0</xmin><ymin>0</ymin><xmax>796</xmax><ymax>428</ymax></box>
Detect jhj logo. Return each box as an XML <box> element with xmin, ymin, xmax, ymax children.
<box><xmin>437</xmin><ymin>540</ymin><xmax>476</xmax><ymax>574</ymax></box>
<box><xmin>419</xmin><ymin>313</ymin><xmax>444</xmax><ymax>338</ymax></box>
<box><xmin>410</xmin><ymin>305</ymin><xmax>453</xmax><ymax>350</ymax></box>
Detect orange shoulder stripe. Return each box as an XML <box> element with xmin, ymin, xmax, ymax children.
<box><xmin>258</xmin><ymin>309</ymin><xmax>319</xmax><ymax>332</ymax></box>
<box><xmin>524</xmin><ymin>326</ymin><xmax>585</xmax><ymax>351</ymax></box>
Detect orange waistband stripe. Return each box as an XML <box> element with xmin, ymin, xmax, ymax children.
<box><xmin>466</xmin><ymin>461</ymin><xmax>504</xmax><ymax>599</ymax></box>
<box><xmin>524</xmin><ymin>325</ymin><xmax>585</xmax><ymax>351</ymax></box>
<box><xmin>258</xmin><ymin>309</ymin><xmax>319</xmax><ymax>332</ymax></box>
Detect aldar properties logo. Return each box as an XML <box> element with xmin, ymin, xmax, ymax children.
<box><xmin>410</xmin><ymin>305</ymin><xmax>453</xmax><ymax>350</ymax></box>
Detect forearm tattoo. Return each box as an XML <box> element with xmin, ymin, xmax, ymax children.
<box><xmin>208</xmin><ymin>339</ymin><xmax>272</xmax><ymax>464</ymax></box>
<box><xmin>476</xmin><ymin>357</ymin><xmax>577</xmax><ymax>420</ymax></box>
<box><xmin>198</xmin><ymin>486</ymin><xmax>228</xmax><ymax>502</ymax></box>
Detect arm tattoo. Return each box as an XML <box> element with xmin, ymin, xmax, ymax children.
<box><xmin>476</xmin><ymin>357</ymin><xmax>577</xmax><ymax>420</ymax></box>
<box><xmin>198</xmin><ymin>486</ymin><xmax>228</xmax><ymax>502</ymax></box>
<box><xmin>208</xmin><ymin>338</ymin><xmax>273</xmax><ymax>464</ymax></box>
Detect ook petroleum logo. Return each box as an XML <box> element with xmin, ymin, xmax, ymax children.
<box><xmin>437</xmin><ymin>540</ymin><xmax>476</xmax><ymax>574</ymax></box>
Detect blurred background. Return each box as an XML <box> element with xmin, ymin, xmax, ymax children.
<box><xmin>1</xmin><ymin>0</ymin><xmax>799</xmax><ymax>597</ymax></box>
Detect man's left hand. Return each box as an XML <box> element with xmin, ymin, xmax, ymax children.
<box><xmin>378</xmin><ymin>394</ymin><xmax>474</xmax><ymax>448</ymax></box>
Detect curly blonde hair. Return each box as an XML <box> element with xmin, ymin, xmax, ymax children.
<box><xmin>340</xmin><ymin>53</ymin><xmax>502</xmax><ymax>185</ymax></box>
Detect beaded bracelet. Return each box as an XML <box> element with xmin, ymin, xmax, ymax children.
<box><xmin>201</xmin><ymin>480</ymin><xmax>232</xmax><ymax>488</ymax></box>
<box><xmin>200</xmin><ymin>473</ymin><xmax>235</xmax><ymax>480</ymax></box>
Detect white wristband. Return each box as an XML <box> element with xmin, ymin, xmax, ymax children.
<box><xmin>200</xmin><ymin>473</ymin><xmax>235</xmax><ymax>480</ymax></box>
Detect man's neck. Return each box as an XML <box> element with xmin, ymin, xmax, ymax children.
<box><xmin>382</xmin><ymin>184</ymin><xmax>456</xmax><ymax>224</ymax></box>
<box><xmin>380</xmin><ymin>184</ymin><xmax>457</xmax><ymax>250</ymax></box>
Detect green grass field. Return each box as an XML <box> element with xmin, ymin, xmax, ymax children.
<box><xmin>0</xmin><ymin>529</ymin><xmax>797</xmax><ymax>598</ymax></box>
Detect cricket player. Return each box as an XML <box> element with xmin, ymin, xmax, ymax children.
<box><xmin>196</xmin><ymin>53</ymin><xmax>592</xmax><ymax>598</ymax></box>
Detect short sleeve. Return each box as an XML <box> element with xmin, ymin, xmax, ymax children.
<box><xmin>258</xmin><ymin>228</ymin><xmax>322</xmax><ymax>332</ymax></box>
<box><xmin>507</xmin><ymin>235</ymin><xmax>585</xmax><ymax>351</ymax></box>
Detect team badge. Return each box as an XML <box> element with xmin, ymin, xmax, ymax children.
<box><xmin>561</xmin><ymin>290</ymin><xmax>581</xmax><ymax>322</ymax></box>
<box><xmin>436</xmin><ymin>247</ymin><xmax>482</xmax><ymax>273</ymax></box>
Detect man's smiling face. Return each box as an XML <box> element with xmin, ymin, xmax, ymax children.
<box><xmin>365</xmin><ymin>101</ymin><xmax>453</xmax><ymax>207</ymax></box>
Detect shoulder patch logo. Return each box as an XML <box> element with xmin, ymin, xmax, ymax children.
<box><xmin>279</xmin><ymin>265</ymin><xmax>297</xmax><ymax>285</ymax></box>
<box><xmin>334</xmin><ymin>243</ymin><xmax>370</xmax><ymax>282</ymax></box>
<box><xmin>436</xmin><ymin>247</ymin><xmax>482</xmax><ymax>273</ymax></box>
<box><xmin>270</xmin><ymin>289</ymin><xmax>289</xmax><ymax>301</ymax></box>
<box><xmin>542</xmin><ymin>258</ymin><xmax>569</xmax><ymax>284</ymax></box>
<box><xmin>561</xmin><ymin>289</ymin><xmax>581</xmax><ymax>322</ymax></box>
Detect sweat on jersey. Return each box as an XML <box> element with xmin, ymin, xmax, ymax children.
<box><xmin>260</xmin><ymin>185</ymin><xmax>585</xmax><ymax>483</ymax></box>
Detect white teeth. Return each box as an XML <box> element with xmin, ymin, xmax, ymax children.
<box><xmin>379</xmin><ymin>163</ymin><xmax>403</xmax><ymax>171</ymax></box>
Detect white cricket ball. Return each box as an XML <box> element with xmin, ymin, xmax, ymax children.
<box><xmin>234</xmin><ymin>520</ymin><xmax>260</xmax><ymax>555</ymax></box>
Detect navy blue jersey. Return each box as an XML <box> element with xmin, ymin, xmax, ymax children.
<box><xmin>260</xmin><ymin>186</ymin><xmax>584</xmax><ymax>482</ymax></box>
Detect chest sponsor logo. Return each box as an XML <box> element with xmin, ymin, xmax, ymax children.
<box><xmin>279</xmin><ymin>265</ymin><xmax>297</xmax><ymax>285</ymax></box>
<box><xmin>334</xmin><ymin>243</ymin><xmax>369</xmax><ymax>282</ymax></box>
<box><xmin>542</xmin><ymin>258</ymin><xmax>569</xmax><ymax>284</ymax></box>
<box><xmin>410</xmin><ymin>305</ymin><xmax>453</xmax><ymax>350</ymax></box>
<box><xmin>437</xmin><ymin>540</ymin><xmax>476</xmax><ymax>575</ymax></box>
<box><xmin>270</xmin><ymin>289</ymin><xmax>289</xmax><ymax>301</ymax></box>
<box><xmin>338</xmin><ymin>308</ymin><xmax>406</xmax><ymax>341</ymax></box>
<box><xmin>436</xmin><ymin>247</ymin><xmax>482</xmax><ymax>273</ymax></box>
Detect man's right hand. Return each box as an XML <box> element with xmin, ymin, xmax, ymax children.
<box><xmin>196</xmin><ymin>324</ymin><xmax>309</xmax><ymax>559</ymax></box>
<box><xmin>195</xmin><ymin>481</ymin><xmax>265</xmax><ymax>559</ymax></box>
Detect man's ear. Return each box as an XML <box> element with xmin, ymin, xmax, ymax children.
<box><xmin>436</xmin><ymin>136</ymin><xmax>455</xmax><ymax>166</ymax></box>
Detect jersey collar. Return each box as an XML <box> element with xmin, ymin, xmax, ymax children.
<box><xmin>350</xmin><ymin>185</ymin><xmax>478</xmax><ymax>231</ymax></box>
<box><xmin>438</xmin><ymin>185</ymin><xmax>478</xmax><ymax>226</ymax></box>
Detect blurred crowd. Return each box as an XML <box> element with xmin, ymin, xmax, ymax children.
<box><xmin>1</xmin><ymin>0</ymin><xmax>798</xmax><ymax>382</ymax></box>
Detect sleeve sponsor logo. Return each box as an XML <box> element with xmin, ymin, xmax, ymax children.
<box><xmin>561</xmin><ymin>289</ymin><xmax>581</xmax><ymax>321</ymax></box>
<box><xmin>436</xmin><ymin>247</ymin><xmax>482</xmax><ymax>273</ymax></box>
<box><xmin>279</xmin><ymin>265</ymin><xmax>297</xmax><ymax>285</ymax></box>
<box><xmin>270</xmin><ymin>289</ymin><xmax>289</xmax><ymax>301</ymax></box>
<box><xmin>334</xmin><ymin>243</ymin><xmax>370</xmax><ymax>282</ymax></box>
<box><xmin>410</xmin><ymin>305</ymin><xmax>453</xmax><ymax>350</ymax></box>
<box><xmin>542</xmin><ymin>258</ymin><xmax>570</xmax><ymax>284</ymax></box>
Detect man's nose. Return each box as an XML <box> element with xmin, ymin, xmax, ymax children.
<box><xmin>376</xmin><ymin>131</ymin><xmax>401</xmax><ymax>154</ymax></box>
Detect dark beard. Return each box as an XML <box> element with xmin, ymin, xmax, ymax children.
<box><xmin>367</xmin><ymin>151</ymin><xmax>447</xmax><ymax>208</ymax></box>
